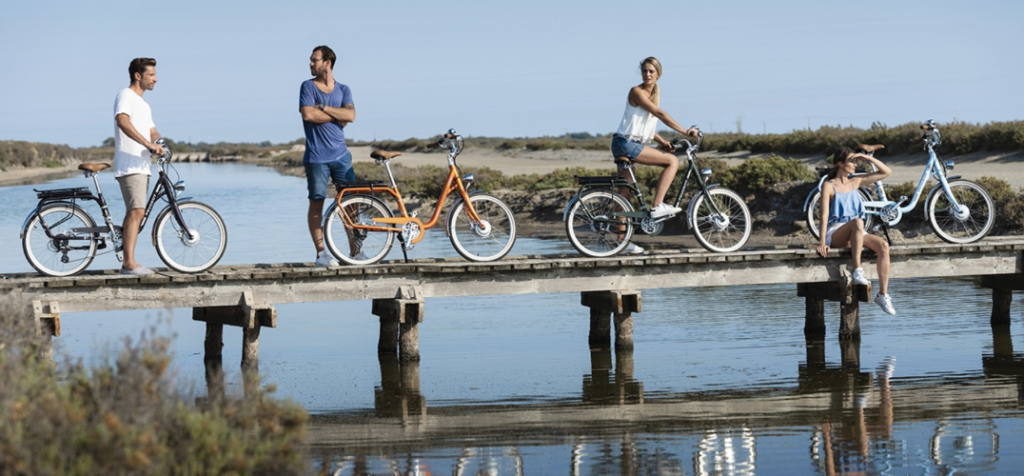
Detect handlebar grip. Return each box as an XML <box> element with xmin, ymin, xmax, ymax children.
<box><xmin>444</xmin><ymin>133</ymin><xmax>458</xmax><ymax>140</ymax></box>
<box><xmin>920</xmin><ymin>124</ymin><xmax>934</xmax><ymax>131</ymax></box>
<box><xmin>426</xmin><ymin>142</ymin><xmax>441</xmax><ymax>149</ymax></box>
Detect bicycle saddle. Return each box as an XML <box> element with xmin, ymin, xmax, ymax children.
<box><xmin>78</xmin><ymin>163</ymin><xmax>111</xmax><ymax>173</ymax></box>
<box><xmin>371</xmin><ymin>150</ymin><xmax>402</xmax><ymax>160</ymax></box>
<box><xmin>856</xmin><ymin>144</ymin><xmax>885</xmax><ymax>153</ymax></box>
<box><xmin>614</xmin><ymin>157</ymin><xmax>635</xmax><ymax>167</ymax></box>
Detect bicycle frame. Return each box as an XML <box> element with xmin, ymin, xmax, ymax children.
<box><xmin>334</xmin><ymin>136</ymin><xmax>482</xmax><ymax>244</ymax></box>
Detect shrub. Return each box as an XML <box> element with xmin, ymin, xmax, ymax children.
<box><xmin>976</xmin><ymin>176</ymin><xmax>1024</xmax><ymax>232</ymax></box>
<box><xmin>0</xmin><ymin>303</ymin><xmax>309</xmax><ymax>475</ymax></box>
<box><xmin>720</xmin><ymin>155</ymin><xmax>816</xmax><ymax>196</ymax></box>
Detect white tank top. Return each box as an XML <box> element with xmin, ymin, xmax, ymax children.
<box><xmin>616</xmin><ymin>100</ymin><xmax>659</xmax><ymax>143</ymax></box>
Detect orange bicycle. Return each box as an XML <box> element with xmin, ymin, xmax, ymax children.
<box><xmin>323</xmin><ymin>129</ymin><xmax>517</xmax><ymax>265</ymax></box>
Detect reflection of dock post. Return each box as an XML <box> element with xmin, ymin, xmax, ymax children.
<box><xmin>981</xmin><ymin>274</ymin><xmax>1023</xmax><ymax>326</ymax></box>
<box><xmin>798</xmin><ymin>280</ymin><xmax>869</xmax><ymax>340</ymax></box>
<box><xmin>372</xmin><ymin>286</ymin><xmax>424</xmax><ymax>362</ymax></box>
<box><xmin>374</xmin><ymin>353</ymin><xmax>425</xmax><ymax>419</ymax></box>
<box><xmin>192</xmin><ymin>291</ymin><xmax>276</xmax><ymax>369</ymax></box>
<box><xmin>581</xmin><ymin>290</ymin><xmax>641</xmax><ymax>351</ymax></box>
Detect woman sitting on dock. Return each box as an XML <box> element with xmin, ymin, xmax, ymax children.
<box><xmin>816</xmin><ymin>147</ymin><xmax>896</xmax><ymax>315</ymax></box>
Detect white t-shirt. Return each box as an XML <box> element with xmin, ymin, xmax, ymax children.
<box><xmin>113</xmin><ymin>87</ymin><xmax>155</xmax><ymax>177</ymax></box>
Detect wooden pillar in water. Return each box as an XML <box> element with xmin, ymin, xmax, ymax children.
<box><xmin>372</xmin><ymin>286</ymin><xmax>424</xmax><ymax>362</ymax></box>
<box><xmin>981</xmin><ymin>275</ymin><xmax>1023</xmax><ymax>326</ymax></box>
<box><xmin>797</xmin><ymin>280</ymin><xmax>869</xmax><ymax>340</ymax></box>
<box><xmin>31</xmin><ymin>301</ymin><xmax>60</xmax><ymax>363</ymax></box>
<box><xmin>581</xmin><ymin>290</ymin><xmax>641</xmax><ymax>351</ymax></box>
<box><xmin>192</xmin><ymin>291</ymin><xmax>276</xmax><ymax>369</ymax></box>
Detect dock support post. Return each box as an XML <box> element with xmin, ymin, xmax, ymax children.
<box><xmin>798</xmin><ymin>280</ymin><xmax>869</xmax><ymax>340</ymax></box>
<box><xmin>31</xmin><ymin>301</ymin><xmax>60</xmax><ymax>363</ymax></box>
<box><xmin>582</xmin><ymin>290</ymin><xmax>641</xmax><ymax>351</ymax></box>
<box><xmin>981</xmin><ymin>275</ymin><xmax>1023</xmax><ymax>326</ymax></box>
<box><xmin>192</xmin><ymin>291</ymin><xmax>276</xmax><ymax>370</ymax></box>
<box><xmin>372</xmin><ymin>286</ymin><xmax>424</xmax><ymax>362</ymax></box>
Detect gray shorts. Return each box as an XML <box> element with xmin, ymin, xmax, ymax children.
<box><xmin>116</xmin><ymin>174</ymin><xmax>150</xmax><ymax>210</ymax></box>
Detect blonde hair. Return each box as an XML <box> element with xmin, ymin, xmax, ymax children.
<box><xmin>640</xmin><ymin>57</ymin><xmax>662</xmax><ymax>106</ymax></box>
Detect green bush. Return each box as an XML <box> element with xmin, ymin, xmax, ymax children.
<box><xmin>0</xmin><ymin>304</ymin><xmax>309</xmax><ymax>475</ymax></box>
<box><xmin>720</xmin><ymin>155</ymin><xmax>816</xmax><ymax>196</ymax></box>
<box><xmin>976</xmin><ymin>176</ymin><xmax>1024</xmax><ymax>232</ymax></box>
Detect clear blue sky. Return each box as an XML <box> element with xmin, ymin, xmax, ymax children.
<box><xmin>2</xmin><ymin>0</ymin><xmax>1021</xmax><ymax>148</ymax></box>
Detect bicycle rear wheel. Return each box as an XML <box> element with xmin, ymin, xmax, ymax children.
<box><xmin>22</xmin><ymin>203</ymin><xmax>97</xmax><ymax>276</ymax></box>
<box><xmin>565</xmin><ymin>189</ymin><xmax>633</xmax><ymax>257</ymax></box>
<box><xmin>153</xmin><ymin>200</ymin><xmax>228</xmax><ymax>273</ymax></box>
<box><xmin>928</xmin><ymin>179</ymin><xmax>995</xmax><ymax>244</ymax></box>
<box><xmin>324</xmin><ymin>194</ymin><xmax>395</xmax><ymax>265</ymax></box>
<box><xmin>448</xmin><ymin>194</ymin><xmax>517</xmax><ymax>262</ymax></box>
<box><xmin>690</xmin><ymin>188</ymin><xmax>751</xmax><ymax>253</ymax></box>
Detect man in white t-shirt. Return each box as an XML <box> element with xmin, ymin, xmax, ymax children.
<box><xmin>113</xmin><ymin>57</ymin><xmax>165</xmax><ymax>275</ymax></box>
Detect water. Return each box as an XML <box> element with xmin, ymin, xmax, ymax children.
<box><xmin>3</xmin><ymin>163</ymin><xmax>1024</xmax><ymax>475</ymax></box>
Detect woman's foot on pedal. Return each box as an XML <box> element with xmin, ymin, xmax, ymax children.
<box><xmin>650</xmin><ymin>202</ymin><xmax>682</xmax><ymax>218</ymax></box>
<box><xmin>623</xmin><ymin>242</ymin><xmax>644</xmax><ymax>254</ymax></box>
<box><xmin>874</xmin><ymin>293</ymin><xmax>896</xmax><ymax>315</ymax></box>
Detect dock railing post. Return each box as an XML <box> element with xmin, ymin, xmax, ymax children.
<box><xmin>581</xmin><ymin>290</ymin><xmax>641</xmax><ymax>351</ymax></box>
<box><xmin>31</xmin><ymin>300</ymin><xmax>60</xmax><ymax>363</ymax></box>
<box><xmin>981</xmin><ymin>274</ymin><xmax>1023</xmax><ymax>326</ymax></box>
<box><xmin>192</xmin><ymin>291</ymin><xmax>276</xmax><ymax>370</ymax></box>
<box><xmin>372</xmin><ymin>286</ymin><xmax>424</xmax><ymax>362</ymax></box>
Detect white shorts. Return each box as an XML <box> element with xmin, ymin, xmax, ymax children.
<box><xmin>825</xmin><ymin>221</ymin><xmax>867</xmax><ymax>247</ymax></box>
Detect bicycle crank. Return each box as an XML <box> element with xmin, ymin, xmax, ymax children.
<box><xmin>401</xmin><ymin>222</ymin><xmax>422</xmax><ymax>249</ymax></box>
<box><xmin>639</xmin><ymin>216</ymin><xmax>664</xmax><ymax>236</ymax></box>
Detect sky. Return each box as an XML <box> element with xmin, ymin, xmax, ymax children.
<box><xmin>2</xmin><ymin>0</ymin><xmax>1022</xmax><ymax>148</ymax></box>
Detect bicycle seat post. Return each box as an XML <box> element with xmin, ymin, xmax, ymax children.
<box><xmin>381</xmin><ymin>159</ymin><xmax>399</xmax><ymax>189</ymax></box>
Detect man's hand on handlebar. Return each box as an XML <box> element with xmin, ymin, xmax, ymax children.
<box><xmin>148</xmin><ymin>143</ymin><xmax>166</xmax><ymax>157</ymax></box>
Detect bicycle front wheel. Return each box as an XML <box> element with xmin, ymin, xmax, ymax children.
<box><xmin>448</xmin><ymin>194</ymin><xmax>517</xmax><ymax>262</ymax></box>
<box><xmin>928</xmin><ymin>180</ymin><xmax>995</xmax><ymax>244</ymax></box>
<box><xmin>22</xmin><ymin>203</ymin><xmax>97</xmax><ymax>277</ymax></box>
<box><xmin>324</xmin><ymin>194</ymin><xmax>395</xmax><ymax>265</ymax></box>
<box><xmin>565</xmin><ymin>189</ymin><xmax>633</xmax><ymax>257</ymax></box>
<box><xmin>153</xmin><ymin>200</ymin><xmax>228</xmax><ymax>273</ymax></box>
<box><xmin>690</xmin><ymin>188</ymin><xmax>751</xmax><ymax>253</ymax></box>
<box><xmin>806</xmin><ymin>188</ymin><xmax>874</xmax><ymax>240</ymax></box>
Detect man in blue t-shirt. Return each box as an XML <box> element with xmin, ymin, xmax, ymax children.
<box><xmin>299</xmin><ymin>45</ymin><xmax>356</xmax><ymax>267</ymax></box>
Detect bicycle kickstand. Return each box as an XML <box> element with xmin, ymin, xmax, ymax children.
<box><xmin>881</xmin><ymin>223</ymin><xmax>893</xmax><ymax>246</ymax></box>
<box><xmin>396</xmin><ymin>234</ymin><xmax>410</xmax><ymax>263</ymax></box>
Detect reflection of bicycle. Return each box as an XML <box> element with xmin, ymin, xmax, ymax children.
<box><xmin>804</xmin><ymin>120</ymin><xmax>995</xmax><ymax>244</ymax></box>
<box><xmin>323</xmin><ymin>129</ymin><xmax>516</xmax><ymax>265</ymax></box>
<box><xmin>563</xmin><ymin>129</ymin><xmax>751</xmax><ymax>257</ymax></box>
<box><xmin>21</xmin><ymin>138</ymin><xmax>228</xmax><ymax>276</ymax></box>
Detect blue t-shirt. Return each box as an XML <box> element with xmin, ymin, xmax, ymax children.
<box><xmin>299</xmin><ymin>79</ymin><xmax>354</xmax><ymax>164</ymax></box>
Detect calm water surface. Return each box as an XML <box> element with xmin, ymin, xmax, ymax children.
<box><xmin>2</xmin><ymin>163</ymin><xmax>1023</xmax><ymax>475</ymax></box>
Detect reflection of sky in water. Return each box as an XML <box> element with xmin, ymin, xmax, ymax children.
<box><xmin>5</xmin><ymin>164</ymin><xmax>1024</xmax><ymax>475</ymax></box>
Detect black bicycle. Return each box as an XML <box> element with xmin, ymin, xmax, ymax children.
<box><xmin>20</xmin><ymin>138</ymin><xmax>228</xmax><ymax>276</ymax></box>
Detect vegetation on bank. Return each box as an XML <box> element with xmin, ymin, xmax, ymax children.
<box><xmin>0</xmin><ymin>304</ymin><xmax>309</xmax><ymax>475</ymax></box>
<box><xmin>4</xmin><ymin>120</ymin><xmax>1023</xmax><ymax>171</ymax></box>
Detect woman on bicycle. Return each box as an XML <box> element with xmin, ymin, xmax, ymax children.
<box><xmin>612</xmin><ymin>57</ymin><xmax>698</xmax><ymax>253</ymax></box>
<box><xmin>816</xmin><ymin>147</ymin><xmax>896</xmax><ymax>315</ymax></box>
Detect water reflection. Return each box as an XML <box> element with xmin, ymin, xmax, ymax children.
<box><xmin>582</xmin><ymin>348</ymin><xmax>643</xmax><ymax>405</ymax></box>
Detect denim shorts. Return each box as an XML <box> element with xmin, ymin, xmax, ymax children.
<box><xmin>304</xmin><ymin>152</ymin><xmax>355</xmax><ymax>200</ymax></box>
<box><xmin>611</xmin><ymin>133</ymin><xmax>645</xmax><ymax>161</ymax></box>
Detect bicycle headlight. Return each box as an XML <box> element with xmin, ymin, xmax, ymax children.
<box><xmin>943</xmin><ymin>160</ymin><xmax>955</xmax><ymax>174</ymax></box>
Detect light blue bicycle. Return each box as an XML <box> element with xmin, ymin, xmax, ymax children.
<box><xmin>804</xmin><ymin>120</ymin><xmax>995</xmax><ymax>244</ymax></box>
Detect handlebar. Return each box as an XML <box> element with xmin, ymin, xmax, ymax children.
<box><xmin>433</xmin><ymin>128</ymin><xmax>464</xmax><ymax>160</ymax></box>
<box><xmin>154</xmin><ymin>138</ymin><xmax>172</xmax><ymax>163</ymax></box>
<box><xmin>670</xmin><ymin>126</ymin><xmax>703</xmax><ymax>153</ymax></box>
<box><xmin>919</xmin><ymin>119</ymin><xmax>941</xmax><ymax>148</ymax></box>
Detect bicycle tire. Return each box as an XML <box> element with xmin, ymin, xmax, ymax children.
<box><xmin>153</xmin><ymin>200</ymin><xmax>228</xmax><ymax>273</ymax></box>
<box><xmin>22</xmin><ymin>203</ymin><xmax>98</xmax><ymax>277</ymax></box>
<box><xmin>324</xmin><ymin>194</ymin><xmax>395</xmax><ymax>265</ymax></box>
<box><xmin>806</xmin><ymin>188</ymin><xmax>875</xmax><ymax>241</ymax></box>
<box><xmin>565</xmin><ymin>189</ymin><xmax>633</xmax><ymax>257</ymax></box>
<box><xmin>928</xmin><ymin>179</ymin><xmax>995</xmax><ymax>244</ymax></box>
<box><xmin>690</xmin><ymin>187</ymin><xmax>751</xmax><ymax>253</ymax></box>
<box><xmin>447</xmin><ymin>193</ymin><xmax>517</xmax><ymax>262</ymax></box>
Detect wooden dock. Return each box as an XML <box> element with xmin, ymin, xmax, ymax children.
<box><xmin>4</xmin><ymin>238</ymin><xmax>1023</xmax><ymax>366</ymax></box>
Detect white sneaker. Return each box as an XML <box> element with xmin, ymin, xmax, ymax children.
<box><xmin>851</xmin><ymin>267</ymin><xmax>870</xmax><ymax>285</ymax></box>
<box><xmin>315</xmin><ymin>249</ymin><xmax>338</xmax><ymax>267</ymax></box>
<box><xmin>649</xmin><ymin>202</ymin><xmax>682</xmax><ymax>219</ymax></box>
<box><xmin>623</xmin><ymin>243</ymin><xmax>644</xmax><ymax>254</ymax></box>
<box><xmin>352</xmin><ymin>252</ymin><xmax>369</xmax><ymax>262</ymax></box>
<box><xmin>874</xmin><ymin>293</ymin><xmax>896</xmax><ymax>315</ymax></box>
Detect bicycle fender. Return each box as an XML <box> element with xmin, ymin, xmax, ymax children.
<box><xmin>922</xmin><ymin>178</ymin><xmax>964</xmax><ymax>222</ymax></box>
<box><xmin>562</xmin><ymin>195</ymin><xmax>579</xmax><ymax>222</ymax></box>
<box><xmin>19</xmin><ymin>202</ymin><xmax>76</xmax><ymax>240</ymax></box>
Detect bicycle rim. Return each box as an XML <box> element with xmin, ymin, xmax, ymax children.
<box><xmin>448</xmin><ymin>194</ymin><xmax>516</xmax><ymax>262</ymax></box>
<box><xmin>691</xmin><ymin>188</ymin><xmax>751</xmax><ymax>253</ymax></box>
<box><xmin>565</xmin><ymin>190</ymin><xmax>632</xmax><ymax>257</ymax></box>
<box><xmin>154</xmin><ymin>201</ymin><xmax>228</xmax><ymax>273</ymax></box>
<box><xmin>928</xmin><ymin>180</ymin><xmax>995</xmax><ymax>244</ymax></box>
<box><xmin>325</xmin><ymin>195</ymin><xmax>395</xmax><ymax>265</ymax></box>
<box><xmin>23</xmin><ymin>204</ymin><xmax>97</xmax><ymax>276</ymax></box>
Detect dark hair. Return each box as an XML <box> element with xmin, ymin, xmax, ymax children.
<box><xmin>313</xmin><ymin>45</ymin><xmax>336</xmax><ymax>70</ymax></box>
<box><xmin>128</xmin><ymin>58</ymin><xmax>157</xmax><ymax>83</ymax></box>
<box><xmin>827</xmin><ymin>147</ymin><xmax>855</xmax><ymax>180</ymax></box>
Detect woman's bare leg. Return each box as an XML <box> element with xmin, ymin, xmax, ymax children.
<box><xmin>632</xmin><ymin>146</ymin><xmax>679</xmax><ymax>206</ymax></box>
<box><xmin>828</xmin><ymin>218</ymin><xmax>866</xmax><ymax>269</ymax></box>
<box><xmin>863</xmin><ymin>234</ymin><xmax>891</xmax><ymax>295</ymax></box>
